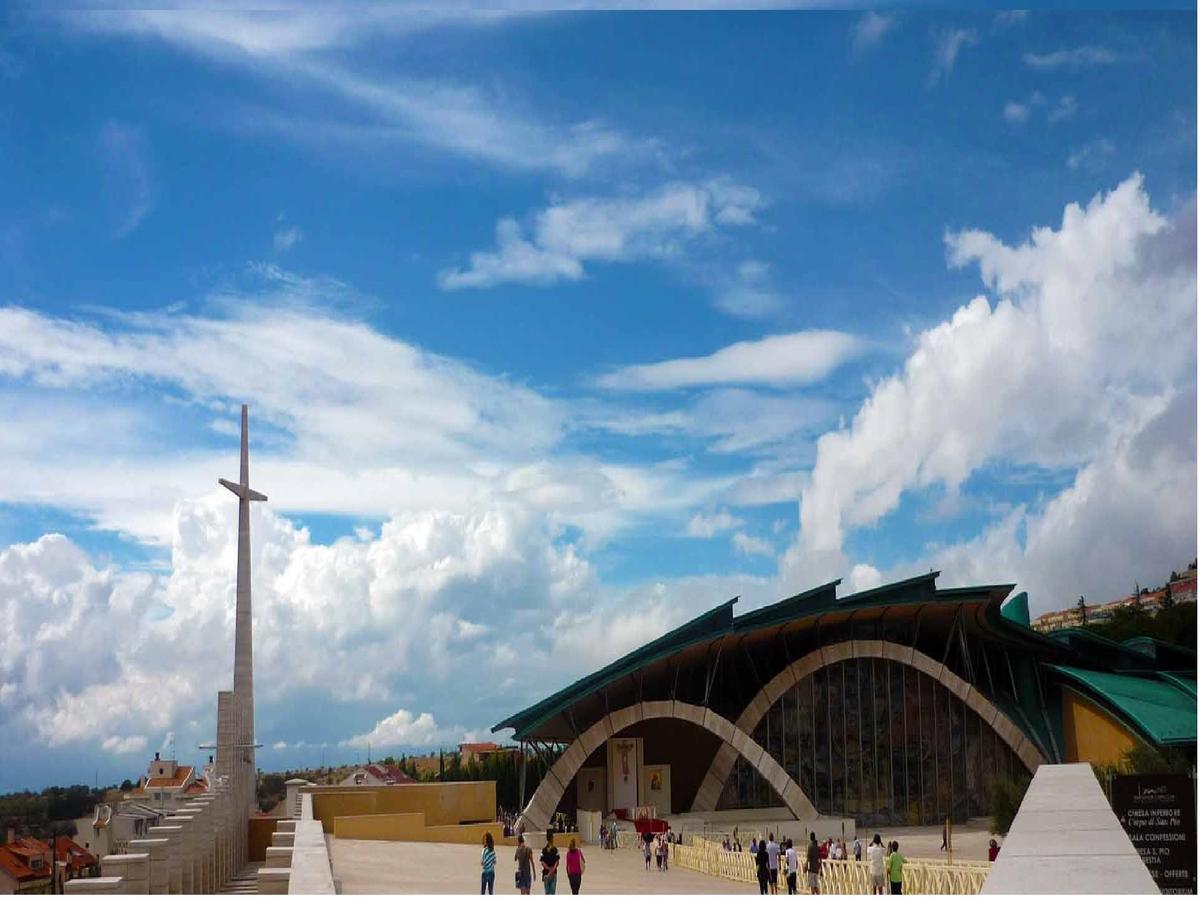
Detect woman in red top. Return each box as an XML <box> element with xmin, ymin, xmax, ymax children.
<box><xmin>565</xmin><ymin>839</ymin><xmax>586</xmax><ymax>895</ymax></box>
<box><xmin>988</xmin><ymin>839</ymin><xmax>1000</xmax><ymax>862</ymax></box>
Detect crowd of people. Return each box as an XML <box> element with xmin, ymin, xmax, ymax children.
<box><xmin>743</xmin><ymin>832</ymin><xmax>908</xmax><ymax>895</ymax></box>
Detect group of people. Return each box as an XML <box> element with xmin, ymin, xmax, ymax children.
<box><xmin>492</xmin><ymin>829</ymin><xmax>587</xmax><ymax>896</ymax></box>
<box><xmin>640</xmin><ymin>831</ymin><xmax>674</xmax><ymax>871</ymax></box>
<box><xmin>749</xmin><ymin>832</ymin><xmax>907</xmax><ymax>895</ymax></box>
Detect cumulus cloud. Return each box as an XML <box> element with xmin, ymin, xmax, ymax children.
<box><xmin>785</xmin><ymin>174</ymin><xmax>1195</xmax><ymax>614</ymax></box>
<box><xmin>438</xmin><ymin>180</ymin><xmax>762</xmax><ymax>290</ymax></box>
<box><xmin>732</xmin><ymin>532</ymin><xmax>774</xmax><ymax>557</ymax></box>
<box><xmin>598</xmin><ymin>330</ymin><xmax>863</xmax><ymax>392</ymax></box>
<box><xmin>102</xmin><ymin>735</ymin><xmax>148</xmax><ymax>755</ymax></box>
<box><xmin>342</xmin><ymin>709</ymin><xmax>465</xmax><ymax>749</ymax></box>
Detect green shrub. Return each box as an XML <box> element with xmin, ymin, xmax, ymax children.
<box><xmin>988</xmin><ymin>775</ymin><xmax>1030</xmax><ymax>834</ymax></box>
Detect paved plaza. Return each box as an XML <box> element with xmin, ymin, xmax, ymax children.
<box><xmin>329</xmin><ymin>820</ymin><xmax>1000</xmax><ymax>894</ymax></box>
<box><xmin>331</xmin><ymin>840</ymin><xmax>742</xmax><ymax>894</ymax></box>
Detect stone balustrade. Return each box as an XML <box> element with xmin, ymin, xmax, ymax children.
<box><xmin>146</xmin><ymin>824</ymin><xmax>184</xmax><ymax>893</ymax></box>
<box><xmin>126</xmin><ymin>838</ymin><xmax>170</xmax><ymax>894</ymax></box>
<box><xmin>266</xmin><ymin>847</ymin><xmax>294</xmax><ymax>866</ymax></box>
<box><xmin>65</xmin><ymin>876</ymin><xmax>125</xmax><ymax>894</ymax></box>
<box><xmin>258</xmin><ymin>866</ymin><xmax>291</xmax><ymax>894</ymax></box>
<box><xmin>99</xmin><ymin>854</ymin><xmax>149</xmax><ymax>893</ymax></box>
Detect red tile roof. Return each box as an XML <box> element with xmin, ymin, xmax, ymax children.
<box><xmin>144</xmin><ymin>764</ymin><xmax>195</xmax><ymax>789</ymax></box>
<box><xmin>0</xmin><ymin>847</ymin><xmax>38</xmax><ymax>883</ymax></box>
<box><xmin>459</xmin><ymin>742</ymin><xmax>502</xmax><ymax>754</ymax></box>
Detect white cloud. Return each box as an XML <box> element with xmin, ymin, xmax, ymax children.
<box><xmin>1067</xmin><ymin>138</ymin><xmax>1115</xmax><ymax>171</ymax></box>
<box><xmin>711</xmin><ymin>260</ymin><xmax>785</xmax><ymax>319</ymax></box>
<box><xmin>439</xmin><ymin>180</ymin><xmax>762</xmax><ymax>290</ymax></box>
<box><xmin>1003</xmin><ymin>101</ymin><xmax>1030</xmax><ymax>124</ymax></box>
<box><xmin>732</xmin><ymin>532</ymin><xmax>773</xmax><ymax>557</ymax></box>
<box><xmin>63</xmin><ymin>10</ymin><xmax>656</xmax><ymax>180</ymax></box>
<box><xmin>686</xmin><ymin>509</ymin><xmax>742</xmax><ymax>539</ymax></box>
<box><xmin>993</xmin><ymin>11</ymin><xmax>1029</xmax><ymax>30</ymax></box>
<box><xmin>785</xmin><ymin>175</ymin><xmax>1195</xmax><ymax>615</ymax></box>
<box><xmin>102</xmin><ymin>735</ymin><xmax>148</xmax><ymax>755</ymax></box>
<box><xmin>1023</xmin><ymin>45</ymin><xmax>1126</xmax><ymax>70</ymax></box>
<box><xmin>273</xmin><ymin>226</ymin><xmax>303</xmax><ymax>252</ymax></box>
<box><xmin>597</xmin><ymin>330</ymin><xmax>862</xmax><ymax>392</ymax></box>
<box><xmin>97</xmin><ymin>121</ymin><xmax>155</xmax><ymax>237</ymax></box>
<box><xmin>342</xmin><ymin>709</ymin><xmax>465</xmax><ymax>749</ymax></box>
<box><xmin>927</xmin><ymin>27</ymin><xmax>977</xmax><ymax>86</ymax></box>
<box><xmin>852</xmin><ymin>12</ymin><xmax>895</xmax><ymax>53</ymax></box>
<box><xmin>1048</xmin><ymin>95</ymin><xmax>1077</xmax><ymax>123</ymax></box>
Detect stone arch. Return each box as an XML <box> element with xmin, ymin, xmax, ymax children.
<box><xmin>691</xmin><ymin>639</ymin><xmax>1047</xmax><ymax>813</ymax></box>
<box><xmin>518</xmin><ymin>700</ymin><xmax>818</xmax><ymax>831</ymax></box>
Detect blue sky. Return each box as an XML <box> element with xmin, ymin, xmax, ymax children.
<box><xmin>0</xmin><ymin>7</ymin><xmax>1195</xmax><ymax>792</ymax></box>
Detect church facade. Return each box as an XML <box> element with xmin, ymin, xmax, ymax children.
<box><xmin>495</xmin><ymin>573</ymin><xmax>1196</xmax><ymax>830</ymax></box>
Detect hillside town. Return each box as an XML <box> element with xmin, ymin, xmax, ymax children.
<box><xmin>1030</xmin><ymin>561</ymin><xmax>1197</xmax><ymax>632</ymax></box>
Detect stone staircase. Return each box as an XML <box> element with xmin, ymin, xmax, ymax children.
<box><xmin>220</xmin><ymin>862</ymin><xmax>263</xmax><ymax>894</ymax></box>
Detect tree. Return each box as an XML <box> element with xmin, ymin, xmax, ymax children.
<box><xmin>989</xmin><ymin>775</ymin><xmax>1030</xmax><ymax>834</ymax></box>
<box><xmin>1161</xmin><ymin>581</ymin><xmax>1175</xmax><ymax>612</ymax></box>
<box><xmin>119</xmin><ymin>779</ymin><xmax>134</xmax><ymax>793</ymax></box>
<box><xmin>1077</xmin><ymin>595</ymin><xmax>1087</xmax><ymax>626</ymax></box>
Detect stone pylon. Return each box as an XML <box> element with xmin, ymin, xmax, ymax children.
<box><xmin>218</xmin><ymin>405</ymin><xmax>267</xmax><ymax>839</ymax></box>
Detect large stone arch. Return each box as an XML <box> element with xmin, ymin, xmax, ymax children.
<box><xmin>519</xmin><ymin>700</ymin><xmax>818</xmax><ymax>831</ymax></box>
<box><xmin>690</xmin><ymin>640</ymin><xmax>1047</xmax><ymax>813</ymax></box>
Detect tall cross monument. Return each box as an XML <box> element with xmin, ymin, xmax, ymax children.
<box><xmin>219</xmin><ymin>404</ymin><xmax>267</xmax><ymax>817</ymax></box>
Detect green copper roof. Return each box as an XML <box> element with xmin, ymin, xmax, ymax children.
<box><xmin>1049</xmin><ymin>665</ymin><xmax>1198</xmax><ymax>745</ymax></box>
<box><xmin>494</xmin><ymin>572</ymin><xmax>1012</xmax><ymax>739</ymax></box>
<box><xmin>1000</xmin><ymin>592</ymin><xmax>1030</xmax><ymax>627</ymax></box>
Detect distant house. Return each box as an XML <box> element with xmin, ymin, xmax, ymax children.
<box><xmin>339</xmin><ymin>763</ymin><xmax>415</xmax><ymax>786</ymax></box>
<box><xmin>0</xmin><ymin>833</ymin><xmax>94</xmax><ymax>894</ymax></box>
<box><xmin>129</xmin><ymin>752</ymin><xmax>204</xmax><ymax>811</ymax></box>
<box><xmin>0</xmin><ymin>843</ymin><xmax>50</xmax><ymax>895</ymax></box>
<box><xmin>74</xmin><ymin>802</ymin><xmax>162</xmax><ymax>858</ymax></box>
<box><xmin>458</xmin><ymin>742</ymin><xmax>506</xmax><ymax>767</ymax></box>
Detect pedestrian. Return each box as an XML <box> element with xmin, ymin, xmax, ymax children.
<box><xmin>940</xmin><ymin>821</ymin><xmax>948</xmax><ymax>852</ymax></box>
<box><xmin>766</xmin><ymin>832</ymin><xmax>780</xmax><ymax>894</ymax></box>
<box><xmin>541</xmin><ymin>830</ymin><xmax>560</xmax><ymax>895</ymax></box>
<box><xmin>756</xmin><ymin>839</ymin><xmax>770</xmax><ymax>895</ymax></box>
<box><xmin>853</xmin><ymin>836</ymin><xmax>862</xmax><ymax>862</ymax></box>
<box><xmin>480</xmin><ymin>832</ymin><xmax>496</xmax><ymax>895</ymax></box>
<box><xmin>867</xmin><ymin>834</ymin><xmax>885</xmax><ymax>896</ymax></box>
<box><xmin>887</xmin><ymin>841</ymin><xmax>905</xmax><ymax>895</ymax></box>
<box><xmin>819</xmin><ymin>838</ymin><xmax>829</xmax><ymax>860</ymax></box>
<box><xmin>662</xmin><ymin>834</ymin><xmax>670</xmax><ymax>872</ymax></box>
<box><xmin>565</xmin><ymin>839</ymin><xmax>586</xmax><ymax>895</ymax></box>
<box><xmin>784</xmin><ymin>838</ymin><xmax>799</xmax><ymax>895</ymax></box>
<box><xmin>514</xmin><ymin>834</ymin><xmax>535</xmax><ymax>896</ymax></box>
<box><xmin>643</xmin><ymin>833</ymin><xmax>652</xmax><ymax>870</ymax></box>
<box><xmin>805</xmin><ymin>832</ymin><xmax>821</xmax><ymax>895</ymax></box>
<box><xmin>988</xmin><ymin>839</ymin><xmax>1000</xmax><ymax>862</ymax></box>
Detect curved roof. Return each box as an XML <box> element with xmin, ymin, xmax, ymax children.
<box><xmin>494</xmin><ymin>572</ymin><xmax>1018</xmax><ymax>738</ymax></box>
<box><xmin>1050</xmin><ymin>664</ymin><xmax>1197</xmax><ymax>745</ymax></box>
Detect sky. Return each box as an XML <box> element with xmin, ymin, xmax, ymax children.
<box><xmin>0</xmin><ymin>7</ymin><xmax>1196</xmax><ymax>793</ymax></box>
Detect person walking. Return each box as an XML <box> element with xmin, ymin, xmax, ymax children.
<box><xmin>565</xmin><ymin>839</ymin><xmax>586</xmax><ymax>895</ymax></box>
<box><xmin>866</xmin><ymin>834</ymin><xmax>885</xmax><ymax>896</ymax></box>
<box><xmin>784</xmin><ymin>838</ymin><xmax>799</xmax><ymax>895</ymax></box>
<box><xmin>643</xmin><ymin>833</ymin><xmax>652</xmax><ymax>870</ymax></box>
<box><xmin>480</xmin><ymin>833</ymin><xmax>497</xmax><ymax>895</ymax></box>
<box><xmin>988</xmin><ymin>839</ymin><xmax>1000</xmax><ymax>862</ymax></box>
<box><xmin>853</xmin><ymin>836</ymin><xmax>862</xmax><ymax>863</ymax></box>
<box><xmin>515</xmin><ymin>834</ymin><xmax>535</xmax><ymax>896</ymax></box>
<box><xmin>540</xmin><ymin>831</ymin><xmax>560</xmax><ymax>895</ymax></box>
<box><xmin>755</xmin><ymin>839</ymin><xmax>770</xmax><ymax>895</ymax></box>
<box><xmin>766</xmin><ymin>833</ymin><xmax>780</xmax><ymax>894</ymax></box>
<box><xmin>940</xmin><ymin>820</ymin><xmax>948</xmax><ymax>852</ymax></box>
<box><xmin>887</xmin><ymin>841</ymin><xmax>905</xmax><ymax>895</ymax></box>
<box><xmin>805</xmin><ymin>833</ymin><xmax>821</xmax><ymax>895</ymax></box>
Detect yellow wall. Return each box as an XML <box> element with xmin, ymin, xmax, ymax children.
<box><xmin>330</xmin><ymin>810</ymin><xmax>580</xmax><ymax>848</ymax></box>
<box><xmin>1061</xmin><ymin>687</ymin><xmax>1140</xmax><ymax>765</ymax></box>
<box><xmin>307</xmin><ymin>782</ymin><xmax>496</xmax><ymax>834</ymax></box>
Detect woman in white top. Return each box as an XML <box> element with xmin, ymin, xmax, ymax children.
<box><xmin>866</xmin><ymin>834</ymin><xmax>886</xmax><ymax>895</ymax></box>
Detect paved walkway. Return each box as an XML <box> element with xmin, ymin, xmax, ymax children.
<box><xmin>332</xmin><ymin>840</ymin><xmax>745</xmax><ymax>894</ymax></box>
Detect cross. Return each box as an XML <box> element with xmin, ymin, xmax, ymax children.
<box><xmin>219</xmin><ymin>404</ymin><xmax>268</xmax><ymax>503</ymax></box>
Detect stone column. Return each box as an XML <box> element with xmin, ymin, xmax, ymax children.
<box><xmin>64</xmin><ymin>876</ymin><xmax>125</xmax><ymax>894</ymax></box>
<box><xmin>161</xmin><ymin>816</ymin><xmax>195</xmax><ymax>894</ymax></box>
<box><xmin>126</xmin><ymin>839</ymin><xmax>169</xmax><ymax>895</ymax></box>
<box><xmin>178</xmin><ymin>804</ymin><xmax>211</xmax><ymax>893</ymax></box>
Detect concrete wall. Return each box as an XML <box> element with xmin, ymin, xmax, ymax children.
<box><xmin>1060</xmin><ymin>688</ymin><xmax>1140</xmax><ymax>765</ymax></box>
<box><xmin>248</xmin><ymin>816</ymin><xmax>284</xmax><ymax>862</ymax></box>
<box><xmin>308</xmin><ymin>782</ymin><xmax>496</xmax><ymax>834</ymax></box>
